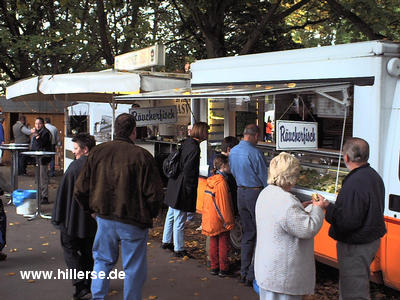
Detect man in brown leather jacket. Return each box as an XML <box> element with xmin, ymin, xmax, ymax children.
<box><xmin>74</xmin><ymin>113</ymin><xmax>163</xmax><ymax>300</ymax></box>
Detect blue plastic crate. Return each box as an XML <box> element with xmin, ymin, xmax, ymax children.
<box><xmin>12</xmin><ymin>189</ymin><xmax>37</xmax><ymax>207</ymax></box>
<box><xmin>253</xmin><ymin>279</ymin><xmax>260</xmax><ymax>295</ymax></box>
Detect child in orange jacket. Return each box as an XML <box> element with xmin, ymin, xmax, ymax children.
<box><xmin>202</xmin><ymin>154</ymin><xmax>235</xmax><ymax>277</ymax></box>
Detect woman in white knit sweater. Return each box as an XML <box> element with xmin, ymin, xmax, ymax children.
<box><xmin>255</xmin><ymin>152</ymin><xmax>329</xmax><ymax>300</ymax></box>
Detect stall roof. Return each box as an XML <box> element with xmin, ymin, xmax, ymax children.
<box><xmin>114</xmin><ymin>81</ymin><xmax>351</xmax><ymax>102</ymax></box>
<box><xmin>6</xmin><ymin>69</ymin><xmax>190</xmax><ymax>103</ymax></box>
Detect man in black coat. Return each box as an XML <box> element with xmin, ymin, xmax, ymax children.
<box><xmin>162</xmin><ymin>122</ymin><xmax>209</xmax><ymax>257</ymax></box>
<box><xmin>30</xmin><ymin>117</ymin><xmax>52</xmax><ymax>204</ymax></box>
<box><xmin>325</xmin><ymin>137</ymin><xmax>386</xmax><ymax>299</ymax></box>
<box><xmin>52</xmin><ymin>133</ymin><xmax>96</xmax><ymax>300</ymax></box>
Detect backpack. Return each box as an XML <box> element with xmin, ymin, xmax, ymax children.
<box><xmin>162</xmin><ymin>142</ymin><xmax>183</xmax><ymax>179</ymax></box>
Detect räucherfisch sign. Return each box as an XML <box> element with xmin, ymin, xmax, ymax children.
<box><xmin>276</xmin><ymin>120</ymin><xmax>318</xmax><ymax>150</ymax></box>
<box><xmin>129</xmin><ymin>106</ymin><xmax>177</xmax><ymax>126</ymax></box>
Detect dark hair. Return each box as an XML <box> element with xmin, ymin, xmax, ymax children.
<box><xmin>35</xmin><ymin>117</ymin><xmax>44</xmax><ymax>125</ymax></box>
<box><xmin>44</xmin><ymin>118</ymin><xmax>51</xmax><ymax>123</ymax></box>
<box><xmin>19</xmin><ymin>115</ymin><xmax>26</xmax><ymax>122</ymax></box>
<box><xmin>190</xmin><ymin>122</ymin><xmax>209</xmax><ymax>140</ymax></box>
<box><xmin>343</xmin><ymin>137</ymin><xmax>369</xmax><ymax>163</ymax></box>
<box><xmin>72</xmin><ymin>133</ymin><xmax>96</xmax><ymax>152</ymax></box>
<box><xmin>212</xmin><ymin>154</ymin><xmax>229</xmax><ymax>175</ymax></box>
<box><xmin>243</xmin><ymin>124</ymin><xmax>259</xmax><ymax>136</ymax></box>
<box><xmin>115</xmin><ymin>113</ymin><xmax>136</xmax><ymax>138</ymax></box>
<box><xmin>221</xmin><ymin>136</ymin><xmax>239</xmax><ymax>153</ymax></box>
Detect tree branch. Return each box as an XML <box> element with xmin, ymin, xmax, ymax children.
<box><xmin>275</xmin><ymin>0</ymin><xmax>312</xmax><ymax>20</ymax></box>
<box><xmin>0</xmin><ymin>59</ymin><xmax>16</xmax><ymax>81</ymax></box>
<box><xmin>239</xmin><ymin>1</ymin><xmax>282</xmax><ymax>55</ymax></box>
<box><xmin>325</xmin><ymin>0</ymin><xmax>386</xmax><ymax>39</ymax></box>
<box><xmin>170</xmin><ymin>0</ymin><xmax>205</xmax><ymax>48</ymax></box>
<box><xmin>287</xmin><ymin>18</ymin><xmax>329</xmax><ymax>31</ymax></box>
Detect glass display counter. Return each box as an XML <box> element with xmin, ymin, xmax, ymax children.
<box><xmin>257</xmin><ymin>143</ymin><xmax>348</xmax><ymax>202</ymax></box>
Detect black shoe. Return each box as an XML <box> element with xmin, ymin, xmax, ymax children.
<box><xmin>173</xmin><ymin>250</ymin><xmax>188</xmax><ymax>258</ymax></box>
<box><xmin>72</xmin><ymin>288</ymin><xmax>91</xmax><ymax>300</ymax></box>
<box><xmin>218</xmin><ymin>270</ymin><xmax>233</xmax><ymax>278</ymax></box>
<box><xmin>40</xmin><ymin>197</ymin><xmax>49</xmax><ymax>204</ymax></box>
<box><xmin>210</xmin><ymin>268</ymin><xmax>219</xmax><ymax>275</ymax></box>
<box><xmin>245</xmin><ymin>279</ymin><xmax>253</xmax><ymax>287</ymax></box>
<box><xmin>0</xmin><ymin>252</ymin><xmax>7</xmax><ymax>261</ymax></box>
<box><xmin>161</xmin><ymin>243</ymin><xmax>174</xmax><ymax>251</ymax></box>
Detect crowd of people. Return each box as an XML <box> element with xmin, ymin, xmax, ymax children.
<box><xmin>0</xmin><ymin>115</ymin><xmax>60</xmax><ymax>259</ymax></box>
<box><xmin>158</xmin><ymin>122</ymin><xmax>385</xmax><ymax>300</ymax></box>
<box><xmin>0</xmin><ymin>112</ymin><xmax>386</xmax><ymax>300</ymax></box>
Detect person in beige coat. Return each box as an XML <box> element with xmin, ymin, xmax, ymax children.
<box><xmin>255</xmin><ymin>152</ymin><xmax>329</xmax><ymax>300</ymax></box>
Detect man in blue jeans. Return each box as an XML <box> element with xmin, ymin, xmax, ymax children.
<box><xmin>74</xmin><ymin>113</ymin><xmax>163</xmax><ymax>300</ymax></box>
<box><xmin>229</xmin><ymin>124</ymin><xmax>268</xmax><ymax>286</ymax></box>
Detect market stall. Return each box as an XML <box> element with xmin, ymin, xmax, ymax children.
<box><xmin>6</xmin><ymin>69</ymin><xmax>190</xmax><ymax>170</ymax></box>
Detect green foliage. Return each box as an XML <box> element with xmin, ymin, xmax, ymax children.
<box><xmin>0</xmin><ymin>0</ymin><xmax>399</xmax><ymax>94</ymax></box>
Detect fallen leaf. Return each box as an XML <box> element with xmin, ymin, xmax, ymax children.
<box><xmin>110</xmin><ymin>290</ymin><xmax>118</xmax><ymax>295</ymax></box>
<box><xmin>27</xmin><ymin>248</ymin><xmax>33</xmax><ymax>251</ymax></box>
<box><xmin>151</xmin><ymin>277</ymin><xmax>158</xmax><ymax>281</ymax></box>
<box><xmin>40</xmin><ymin>236</ymin><xmax>46</xmax><ymax>239</ymax></box>
<box><xmin>8</xmin><ymin>223</ymin><xmax>14</xmax><ymax>226</ymax></box>
<box><xmin>149</xmin><ymin>296</ymin><xmax>158</xmax><ymax>300</ymax></box>
<box><xmin>9</xmin><ymin>248</ymin><xmax>18</xmax><ymax>253</ymax></box>
<box><xmin>194</xmin><ymin>292</ymin><xmax>200</xmax><ymax>296</ymax></box>
<box><xmin>42</xmin><ymin>243</ymin><xmax>49</xmax><ymax>246</ymax></box>
<box><xmin>200</xmin><ymin>277</ymin><xmax>208</xmax><ymax>281</ymax></box>
<box><xmin>168</xmin><ymin>260</ymin><xmax>175</xmax><ymax>264</ymax></box>
<box><xmin>147</xmin><ymin>242</ymin><xmax>151</xmax><ymax>246</ymax></box>
<box><xmin>182</xmin><ymin>256</ymin><xmax>189</xmax><ymax>261</ymax></box>
<box><xmin>168</xmin><ymin>278</ymin><xmax>175</xmax><ymax>282</ymax></box>
<box><xmin>7</xmin><ymin>272</ymin><xmax>16</xmax><ymax>276</ymax></box>
<box><xmin>50</xmin><ymin>232</ymin><xmax>57</xmax><ymax>235</ymax></box>
<box><xmin>42</xmin><ymin>251</ymin><xmax>47</xmax><ymax>254</ymax></box>
<box><xmin>27</xmin><ymin>280</ymin><xmax>35</xmax><ymax>283</ymax></box>
<box><xmin>233</xmin><ymin>297</ymin><xmax>240</xmax><ymax>300</ymax></box>
<box><xmin>15</xmin><ymin>222</ymin><xmax>20</xmax><ymax>225</ymax></box>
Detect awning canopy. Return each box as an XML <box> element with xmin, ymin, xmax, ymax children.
<box><xmin>6</xmin><ymin>69</ymin><xmax>190</xmax><ymax>104</ymax></box>
<box><xmin>114</xmin><ymin>81</ymin><xmax>352</xmax><ymax>103</ymax></box>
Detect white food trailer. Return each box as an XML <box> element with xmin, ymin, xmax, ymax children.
<box><xmin>117</xmin><ymin>40</ymin><xmax>400</xmax><ymax>290</ymax></box>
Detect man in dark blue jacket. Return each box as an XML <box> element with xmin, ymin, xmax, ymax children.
<box><xmin>325</xmin><ymin>137</ymin><xmax>386</xmax><ymax>300</ymax></box>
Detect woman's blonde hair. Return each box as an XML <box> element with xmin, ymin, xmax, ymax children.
<box><xmin>268</xmin><ymin>152</ymin><xmax>301</xmax><ymax>188</ymax></box>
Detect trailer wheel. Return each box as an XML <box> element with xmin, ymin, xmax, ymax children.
<box><xmin>230</xmin><ymin>216</ymin><xmax>242</xmax><ymax>250</ymax></box>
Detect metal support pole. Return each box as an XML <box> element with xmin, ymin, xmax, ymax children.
<box><xmin>111</xmin><ymin>96</ymin><xmax>116</xmax><ymax>141</ymax></box>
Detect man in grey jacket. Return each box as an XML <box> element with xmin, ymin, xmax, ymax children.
<box><xmin>12</xmin><ymin>115</ymin><xmax>31</xmax><ymax>175</ymax></box>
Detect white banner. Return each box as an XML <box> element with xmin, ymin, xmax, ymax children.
<box><xmin>129</xmin><ymin>106</ymin><xmax>177</xmax><ymax>126</ymax></box>
<box><xmin>276</xmin><ymin>120</ymin><xmax>318</xmax><ymax>150</ymax></box>
<box><xmin>115</xmin><ymin>44</ymin><xmax>165</xmax><ymax>71</ymax></box>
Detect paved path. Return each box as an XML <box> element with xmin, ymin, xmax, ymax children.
<box><xmin>0</xmin><ymin>166</ymin><xmax>258</xmax><ymax>300</ymax></box>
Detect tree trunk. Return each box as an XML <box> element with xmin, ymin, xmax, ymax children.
<box><xmin>96</xmin><ymin>0</ymin><xmax>114</xmax><ymax>66</ymax></box>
